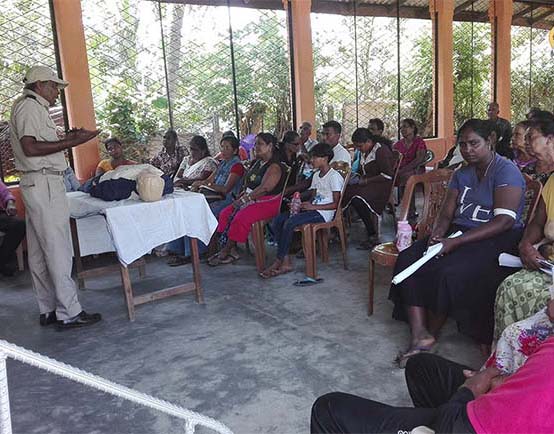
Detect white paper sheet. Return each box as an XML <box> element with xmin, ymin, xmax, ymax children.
<box><xmin>391</xmin><ymin>231</ymin><xmax>463</xmax><ymax>285</ymax></box>
<box><xmin>498</xmin><ymin>252</ymin><xmax>553</xmax><ymax>276</ymax></box>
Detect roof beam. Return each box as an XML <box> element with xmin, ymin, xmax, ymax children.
<box><xmin>512</xmin><ymin>5</ymin><xmax>535</xmax><ymax>19</ymax></box>
<box><xmin>530</xmin><ymin>8</ymin><xmax>554</xmax><ymax>23</ymax></box>
<box><xmin>454</xmin><ymin>0</ymin><xmax>475</xmax><ymax>14</ymax></box>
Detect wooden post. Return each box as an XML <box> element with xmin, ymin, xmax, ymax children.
<box><xmin>489</xmin><ymin>0</ymin><xmax>513</xmax><ymax>120</ymax></box>
<box><xmin>430</xmin><ymin>0</ymin><xmax>455</xmax><ymax>144</ymax></box>
<box><xmin>52</xmin><ymin>0</ymin><xmax>100</xmax><ymax>180</ymax></box>
<box><xmin>286</xmin><ymin>0</ymin><xmax>316</xmax><ymax>133</ymax></box>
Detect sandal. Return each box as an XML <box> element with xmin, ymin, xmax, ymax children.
<box><xmin>293</xmin><ymin>277</ymin><xmax>324</xmax><ymax>287</ymax></box>
<box><xmin>167</xmin><ymin>256</ymin><xmax>191</xmax><ymax>267</ymax></box>
<box><xmin>395</xmin><ymin>345</ymin><xmax>435</xmax><ymax>369</ymax></box>
<box><xmin>208</xmin><ymin>252</ymin><xmax>240</xmax><ymax>267</ymax></box>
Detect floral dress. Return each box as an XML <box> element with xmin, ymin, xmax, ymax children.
<box><xmin>486</xmin><ymin>305</ymin><xmax>554</xmax><ymax>374</ymax></box>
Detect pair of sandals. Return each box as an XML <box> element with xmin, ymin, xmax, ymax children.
<box><xmin>259</xmin><ymin>267</ymin><xmax>293</xmax><ymax>279</ymax></box>
<box><xmin>207</xmin><ymin>251</ymin><xmax>240</xmax><ymax>266</ymax></box>
<box><xmin>166</xmin><ymin>255</ymin><xmax>191</xmax><ymax>267</ymax></box>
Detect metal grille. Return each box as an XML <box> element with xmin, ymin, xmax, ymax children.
<box><xmin>453</xmin><ymin>0</ymin><xmax>492</xmax><ymax>130</ymax></box>
<box><xmin>511</xmin><ymin>13</ymin><xmax>554</xmax><ymax>121</ymax></box>
<box><xmin>159</xmin><ymin>3</ymin><xmax>234</xmax><ymax>152</ymax></box>
<box><xmin>0</xmin><ymin>0</ymin><xmax>63</xmax><ymax>184</ymax></box>
<box><xmin>312</xmin><ymin>9</ymin><xmax>357</xmax><ymax>143</ymax></box>
<box><xmin>312</xmin><ymin>2</ymin><xmax>435</xmax><ymax>144</ymax></box>
<box><xmin>399</xmin><ymin>18</ymin><xmax>434</xmax><ymax>137</ymax></box>
<box><xmin>82</xmin><ymin>0</ymin><xmax>169</xmax><ymax>163</ymax></box>
<box><xmin>355</xmin><ymin>16</ymin><xmax>399</xmax><ymax>139</ymax></box>
<box><xmin>230</xmin><ymin>7</ymin><xmax>293</xmax><ymax>140</ymax></box>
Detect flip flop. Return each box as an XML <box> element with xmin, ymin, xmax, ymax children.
<box><xmin>293</xmin><ymin>277</ymin><xmax>324</xmax><ymax>287</ymax></box>
<box><xmin>395</xmin><ymin>345</ymin><xmax>435</xmax><ymax>369</ymax></box>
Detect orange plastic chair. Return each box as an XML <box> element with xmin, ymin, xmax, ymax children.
<box><xmin>295</xmin><ymin>169</ymin><xmax>351</xmax><ymax>279</ymax></box>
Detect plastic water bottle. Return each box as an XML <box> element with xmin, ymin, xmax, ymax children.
<box><xmin>290</xmin><ymin>192</ymin><xmax>301</xmax><ymax>215</ymax></box>
<box><xmin>396</xmin><ymin>220</ymin><xmax>413</xmax><ymax>252</ymax></box>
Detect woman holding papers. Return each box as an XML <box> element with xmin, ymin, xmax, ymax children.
<box><xmin>494</xmin><ymin>116</ymin><xmax>554</xmax><ymax>339</ymax></box>
<box><xmin>390</xmin><ymin>119</ymin><xmax>526</xmax><ymax>365</ymax></box>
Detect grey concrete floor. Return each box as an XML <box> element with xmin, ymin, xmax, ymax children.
<box><xmin>0</xmin><ymin>216</ymin><xmax>484</xmax><ymax>434</ymax></box>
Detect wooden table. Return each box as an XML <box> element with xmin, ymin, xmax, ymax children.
<box><xmin>68</xmin><ymin>192</ymin><xmax>216</xmax><ymax>321</ymax></box>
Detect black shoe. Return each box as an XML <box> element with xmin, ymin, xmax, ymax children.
<box><xmin>39</xmin><ymin>311</ymin><xmax>58</xmax><ymax>326</ymax></box>
<box><xmin>57</xmin><ymin>311</ymin><xmax>102</xmax><ymax>330</ymax></box>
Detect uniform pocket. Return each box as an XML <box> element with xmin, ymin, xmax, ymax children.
<box><xmin>19</xmin><ymin>177</ymin><xmax>35</xmax><ymax>188</ymax></box>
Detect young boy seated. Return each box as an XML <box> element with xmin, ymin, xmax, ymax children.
<box><xmin>260</xmin><ymin>142</ymin><xmax>344</xmax><ymax>279</ymax></box>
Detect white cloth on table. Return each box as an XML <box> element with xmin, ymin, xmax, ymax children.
<box><xmin>99</xmin><ymin>163</ymin><xmax>162</xmax><ymax>183</ymax></box>
<box><xmin>68</xmin><ymin>190</ymin><xmax>217</xmax><ymax>265</ymax></box>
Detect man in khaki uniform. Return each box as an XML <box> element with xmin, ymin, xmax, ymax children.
<box><xmin>10</xmin><ymin>65</ymin><xmax>102</xmax><ymax>329</ymax></box>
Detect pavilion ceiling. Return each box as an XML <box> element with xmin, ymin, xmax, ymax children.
<box><xmin>154</xmin><ymin>0</ymin><xmax>554</xmax><ymax>29</ymax></box>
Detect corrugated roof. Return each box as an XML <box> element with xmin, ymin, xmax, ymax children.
<box><xmin>156</xmin><ymin>0</ymin><xmax>554</xmax><ymax>29</ymax></box>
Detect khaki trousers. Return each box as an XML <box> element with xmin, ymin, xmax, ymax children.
<box><xmin>20</xmin><ymin>172</ymin><xmax>81</xmax><ymax>320</ymax></box>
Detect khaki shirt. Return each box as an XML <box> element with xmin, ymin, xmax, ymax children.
<box><xmin>9</xmin><ymin>89</ymin><xmax>67</xmax><ymax>172</ymax></box>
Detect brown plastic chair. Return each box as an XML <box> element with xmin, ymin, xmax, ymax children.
<box><xmin>367</xmin><ymin>168</ymin><xmax>453</xmax><ymax>316</ymax></box>
<box><xmin>369</xmin><ymin>150</ymin><xmax>403</xmax><ymax>239</ymax></box>
<box><xmin>250</xmin><ymin>165</ymin><xmax>291</xmax><ymax>272</ymax></box>
<box><xmin>295</xmin><ymin>169</ymin><xmax>351</xmax><ymax>279</ymax></box>
<box><xmin>522</xmin><ymin>174</ymin><xmax>542</xmax><ymax>225</ymax></box>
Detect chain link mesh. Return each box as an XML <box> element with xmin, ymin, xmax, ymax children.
<box><xmin>312</xmin><ymin>3</ymin><xmax>435</xmax><ymax>143</ymax></box>
<box><xmin>82</xmin><ymin>0</ymin><xmax>169</xmax><ymax>163</ymax></box>
<box><xmin>159</xmin><ymin>3</ymin><xmax>234</xmax><ymax>153</ymax></box>
<box><xmin>0</xmin><ymin>0</ymin><xmax>62</xmax><ymax>183</ymax></box>
<box><xmin>453</xmin><ymin>0</ymin><xmax>492</xmax><ymax>130</ymax></box>
<box><xmin>231</xmin><ymin>7</ymin><xmax>293</xmax><ymax>141</ymax></box>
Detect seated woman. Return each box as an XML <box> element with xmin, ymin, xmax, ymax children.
<box><xmin>343</xmin><ymin>127</ymin><xmax>395</xmax><ymax>250</ymax></box>
<box><xmin>393</xmin><ymin>118</ymin><xmax>427</xmax><ymax>187</ymax></box>
<box><xmin>260</xmin><ymin>143</ymin><xmax>344</xmax><ymax>278</ymax></box>
<box><xmin>278</xmin><ymin>131</ymin><xmax>303</xmax><ymax>187</ymax></box>
<box><xmin>311</xmin><ymin>338</ymin><xmax>554</xmax><ymax>434</ymax></box>
<box><xmin>494</xmin><ymin>117</ymin><xmax>554</xmax><ymax>340</ymax></box>
<box><xmin>390</xmin><ymin>119</ymin><xmax>525</xmax><ymax>364</ymax></box>
<box><xmin>95</xmin><ymin>138</ymin><xmax>136</xmax><ymax>176</ymax></box>
<box><xmin>165</xmin><ymin>136</ymin><xmax>246</xmax><ymax>267</ymax></box>
<box><xmin>512</xmin><ymin>120</ymin><xmax>536</xmax><ymax>173</ymax></box>
<box><xmin>488</xmin><ymin>299</ymin><xmax>554</xmax><ymax>375</ymax></box>
<box><xmin>149</xmin><ymin>128</ymin><xmax>186</xmax><ymax>177</ymax></box>
<box><xmin>174</xmin><ymin>135</ymin><xmax>217</xmax><ymax>188</ymax></box>
<box><xmin>208</xmin><ymin>133</ymin><xmax>286</xmax><ymax>266</ymax></box>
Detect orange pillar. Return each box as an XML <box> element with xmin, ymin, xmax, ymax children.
<box><xmin>287</xmin><ymin>0</ymin><xmax>316</xmax><ymax>133</ymax></box>
<box><xmin>489</xmin><ymin>0</ymin><xmax>513</xmax><ymax>120</ymax></box>
<box><xmin>430</xmin><ymin>0</ymin><xmax>455</xmax><ymax>144</ymax></box>
<box><xmin>52</xmin><ymin>0</ymin><xmax>99</xmax><ymax>180</ymax></box>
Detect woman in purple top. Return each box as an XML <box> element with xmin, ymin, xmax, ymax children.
<box><xmin>390</xmin><ymin>119</ymin><xmax>525</xmax><ymax>365</ymax></box>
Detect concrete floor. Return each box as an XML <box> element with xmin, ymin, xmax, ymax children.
<box><xmin>0</xmin><ymin>218</ymin><xmax>484</xmax><ymax>434</ymax></box>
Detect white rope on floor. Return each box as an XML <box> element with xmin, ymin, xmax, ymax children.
<box><xmin>0</xmin><ymin>339</ymin><xmax>233</xmax><ymax>434</ymax></box>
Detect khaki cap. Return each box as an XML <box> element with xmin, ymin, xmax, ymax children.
<box><xmin>23</xmin><ymin>65</ymin><xmax>69</xmax><ymax>89</ymax></box>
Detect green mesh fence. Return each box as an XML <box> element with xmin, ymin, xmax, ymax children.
<box><xmin>453</xmin><ymin>0</ymin><xmax>492</xmax><ymax>130</ymax></box>
<box><xmin>0</xmin><ymin>0</ymin><xmax>63</xmax><ymax>183</ymax></box>
<box><xmin>312</xmin><ymin>3</ymin><xmax>435</xmax><ymax>143</ymax></box>
<box><xmin>82</xmin><ymin>0</ymin><xmax>169</xmax><ymax>163</ymax></box>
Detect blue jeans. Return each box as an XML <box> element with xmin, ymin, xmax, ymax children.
<box><xmin>166</xmin><ymin>237</ymin><xmax>207</xmax><ymax>257</ymax></box>
<box><xmin>272</xmin><ymin>211</ymin><xmax>324</xmax><ymax>260</ymax></box>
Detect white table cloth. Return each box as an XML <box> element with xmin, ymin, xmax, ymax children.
<box><xmin>67</xmin><ymin>190</ymin><xmax>218</xmax><ymax>266</ymax></box>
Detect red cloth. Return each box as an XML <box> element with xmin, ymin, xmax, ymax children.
<box><xmin>231</xmin><ymin>163</ymin><xmax>245</xmax><ymax>177</ymax></box>
<box><xmin>217</xmin><ymin>195</ymin><xmax>281</xmax><ymax>243</ymax></box>
<box><xmin>238</xmin><ymin>147</ymin><xmax>248</xmax><ymax>161</ymax></box>
<box><xmin>467</xmin><ymin>336</ymin><xmax>554</xmax><ymax>433</ymax></box>
<box><xmin>393</xmin><ymin>136</ymin><xmax>427</xmax><ymax>169</ymax></box>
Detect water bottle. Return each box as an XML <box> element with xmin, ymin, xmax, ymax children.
<box><xmin>396</xmin><ymin>220</ymin><xmax>413</xmax><ymax>252</ymax></box>
<box><xmin>290</xmin><ymin>191</ymin><xmax>301</xmax><ymax>215</ymax></box>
